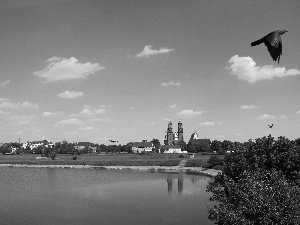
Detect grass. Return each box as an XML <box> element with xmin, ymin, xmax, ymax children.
<box><xmin>0</xmin><ymin>153</ymin><xmax>225</xmax><ymax>168</ymax></box>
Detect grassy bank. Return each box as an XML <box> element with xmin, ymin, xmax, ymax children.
<box><xmin>0</xmin><ymin>153</ymin><xmax>224</xmax><ymax>168</ymax></box>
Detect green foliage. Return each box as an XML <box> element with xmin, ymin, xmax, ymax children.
<box><xmin>207</xmin><ymin>155</ymin><xmax>223</xmax><ymax>168</ymax></box>
<box><xmin>207</xmin><ymin>169</ymin><xmax>300</xmax><ymax>224</ymax></box>
<box><xmin>207</xmin><ymin>135</ymin><xmax>300</xmax><ymax>224</ymax></box>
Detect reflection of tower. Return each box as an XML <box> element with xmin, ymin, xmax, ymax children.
<box><xmin>167</xmin><ymin>178</ymin><xmax>173</xmax><ymax>194</ymax></box>
<box><xmin>178</xmin><ymin>172</ymin><xmax>183</xmax><ymax>195</ymax></box>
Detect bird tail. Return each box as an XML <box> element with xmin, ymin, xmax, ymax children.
<box><xmin>251</xmin><ymin>38</ymin><xmax>264</xmax><ymax>46</ymax></box>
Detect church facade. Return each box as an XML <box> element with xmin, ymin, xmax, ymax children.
<box><xmin>164</xmin><ymin>119</ymin><xmax>183</xmax><ymax>145</ymax></box>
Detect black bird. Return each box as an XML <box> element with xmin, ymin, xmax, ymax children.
<box><xmin>109</xmin><ymin>140</ymin><xmax>118</xmax><ymax>143</ymax></box>
<box><xmin>251</xmin><ymin>29</ymin><xmax>288</xmax><ymax>63</ymax></box>
<box><xmin>268</xmin><ymin>124</ymin><xmax>273</xmax><ymax>128</ymax></box>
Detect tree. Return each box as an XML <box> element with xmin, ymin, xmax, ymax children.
<box><xmin>210</xmin><ymin>140</ymin><xmax>223</xmax><ymax>154</ymax></box>
<box><xmin>178</xmin><ymin>140</ymin><xmax>187</xmax><ymax>152</ymax></box>
<box><xmin>207</xmin><ymin>169</ymin><xmax>300</xmax><ymax>224</ymax></box>
<box><xmin>151</xmin><ymin>138</ymin><xmax>161</xmax><ymax>153</ymax></box>
<box><xmin>207</xmin><ymin>135</ymin><xmax>300</xmax><ymax>224</ymax></box>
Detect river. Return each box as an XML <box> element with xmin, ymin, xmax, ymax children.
<box><xmin>0</xmin><ymin>167</ymin><xmax>215</xmax><ymax>225</ymax></box>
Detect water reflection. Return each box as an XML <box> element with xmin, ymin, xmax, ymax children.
<box><xmin>0</xmin><ymin>167</ymin><xmax>214</xmax><ymax>225</ymax></box>
<box><xmin>166</xmin><ymin>172</ymin><xmax>210</xmax><ymax>196</ymax></box>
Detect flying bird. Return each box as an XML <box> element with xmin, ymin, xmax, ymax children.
<box><xmin>109</xmin><ymin>140</ymin><xmax>118</xmax><ymax>143</ymax></box>
<box><xmin>251</xmin><ymin>29</ymin><xmax>288</xmax><ymax>63</ymax></box>
<box><xmin>268</xmin><ymin>124</ymin><xmax>273</xmax><ymax>128</ymax></box>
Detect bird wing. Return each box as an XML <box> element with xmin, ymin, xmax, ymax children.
<box><xmin>264</xmin><ymin>32</ymin><xmax>282</xmax><ymax>63</ymax></box>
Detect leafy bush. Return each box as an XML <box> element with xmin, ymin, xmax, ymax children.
<box><xmin>207</xmin><ymin>155</ymin><xmax>223</xmax><ymax>168</ymax></box>
<box><xmin>207</xmin><ymin>135</ymin><xmax>300</xmax><ymax>224</ymax></box>
<box><xmin>72</xmin><ymin>156</ymin><xmax>77</xmax><ymax>160</ymax></box>
<box><xmin>207</xmin><ymin>169</ymin><xmax>300</xmax><ymax>224</ymax></box>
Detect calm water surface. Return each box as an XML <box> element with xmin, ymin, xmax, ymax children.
<box><xmin>0</xmin><ymin>167</ymin><xmax>215</xmax><ymax>225</ymax></box>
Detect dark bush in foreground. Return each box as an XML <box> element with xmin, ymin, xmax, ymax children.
<box><xmin>73</xmin><ymin>156</ymin><xmax>77</xmax><ymax>160</ymax></box>
<box><xmin>208</xmin><ymin>169</ymin><xmax>300</xmax><ymax>224</ymax></box>
<box><xmin>207</xmin><ymin>135</ymin><xmax>300</xmax><ymax>224</ymax></box>
<box><xmin>207</xmin><ymin>155</ymin><xmax>223</xmax><ymax>168</ymax></box>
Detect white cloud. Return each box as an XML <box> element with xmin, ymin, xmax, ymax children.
<box><xmin>89</xmin><ymin>118</ymin><xmax>110</xmax><ymax>122</ymax></box>
<box><xmin>257</xmin><ymin>114</ymin><xmax>276</xmax><ymax>120</ymax></box>
<box><xmin>69</xmin><ymin>105</ymin><xmax>106</xmax><ymax>118</ymax></box>
<box><xmin>297</xmin><ymin>111</ymin><xmax>300</xmax><ymax>114</ymax></box>
<box><xmin>57</xmin><ymin>118</ymin><xmax>83</xmax><ymax>125</ymax></box>
<box><xmin>200</xmin><ymin>121</ymin><xmax>215</xmax><ymax>126</ymax></box>
<box><xmin>34</xmin><ymin>57</ymin><xmax>105</xmax><ymax>82</ymax></box>
<box><xmin>169</xmin><ymin>104</ymin><xmax>177</xmax><ymax>109</ymax></box>
<box><xmin>0</xmin><ymin>80</ymin><xmax>10</xmax><ymax>87</ymax></box>
<box><xmin>241</xmin><ymin>104</ymin><xmax>258</xmax><ymax>110</ymax></box>
<box><xmin>227</xmin><ymin>55</ymin><xmax>300</xmax><ymax>83</ymax></box>
<box><xmin>79</xmin><ymin>126</ymin><xmax>94</xmax><ymax>131</ymax></box>
<box><xmin>136</xmin><ymin>45</ymin><xmax>174</xmax><ymax>58</ymax></box>
<box><xmin>177</xmin><ymin>110</ymin><xmax>202</xmax><ymax>118</ymax></box>
<box><xmin>9</xmin><ymin>115</ymin><xmax>35</xmax><ymax>126</ymax></box>
<box><xmin>56</xmin><ymin>90</ymin><xmax>84</xmax><ymax>99</ymax></box>
<box><xmin>42</xmin><ymin>111</ymin><xmax>64</xmax><ymax>117</ymax></box>
<box><xmin>0</xmin><ymin>98</ymin><xmax>9</xmax><ymax>102</ymax></box>
<box><xmin>161</xmin><ymin>81</ymin><xmax>181</xmax><ymax>87</ymax></box>
<box><xmin>0</xmin><ymin>101</ymin><xmax>38</xmax><ymax>109</ymax></box>
<box><xmin>43</xmin><ymin>112</ymin><xmax>53</xmax><ymax>117</ymax></box>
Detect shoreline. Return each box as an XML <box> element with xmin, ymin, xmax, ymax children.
<box><xmin>0</xmin><ymin>163</ymin><xmax>221</xmax><ymax>177</ymax></box>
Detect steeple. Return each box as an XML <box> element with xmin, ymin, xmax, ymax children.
<box><xmin>178</xmin><ymin>119</ymin><xmax>183</xmax><ymax>142</ymax></box>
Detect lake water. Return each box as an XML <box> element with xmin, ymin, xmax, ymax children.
<box><xmin>0</xmin><ymin>167</ymin><xmax>215</xmax><ymax>225</ymax></box>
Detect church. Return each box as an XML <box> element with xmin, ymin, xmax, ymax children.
<box><xmin>164</xmin><ymin>119</ymin><xmax>183</xmax><ymax>145</ymax></box>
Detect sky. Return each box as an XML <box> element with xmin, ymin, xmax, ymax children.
<box><xmin>0</xmin><ymin>0</ymin><xmax>300</xmax><ymax>145</ymax></box>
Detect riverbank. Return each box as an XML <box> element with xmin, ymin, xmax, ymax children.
<box><xmin>0</xmin><ymin>163</ymin><xmax>221</xmax><ymax>177</ymax></box>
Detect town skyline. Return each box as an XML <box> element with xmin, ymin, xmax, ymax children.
<box><xmin>0</xmin><ymin>1</ymin><xmax>300</xmax><ymax>145</ymax></box>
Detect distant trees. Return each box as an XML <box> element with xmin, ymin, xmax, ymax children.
<box><xmin>207</xmin><ymin>135</ymin><xmax>300</xmax><ymax>224</ymax></box>
<box><xmin>151</xmin><ymin>138</ymin><xmax>161</xmax><ymax>153</ymax></box>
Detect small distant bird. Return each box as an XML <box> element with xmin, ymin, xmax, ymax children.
<box><xmin>268</xmin><ymin>124</ymin><xmax>273</xmax><ymax>128</ymax></box>
<box><xmin>109</xmin><ymin>140</ymin><xmax>118</xmax><ymax>143</ymax></box>
<box><xmin>251</xmin><ymin>29</ymin><xmax>288</xmax><ymax>63</ymax></box>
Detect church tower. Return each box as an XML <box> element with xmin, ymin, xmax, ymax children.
<box><xmin>178</xmin><ymin>119</ymin><xmax>183</xmax><ymax>143</ymax></box>
<box><xmin>165</xmin><ymin>119</ymin><xmax>174</xmax><ymax>145</ymax></box>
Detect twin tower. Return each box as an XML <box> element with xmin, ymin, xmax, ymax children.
<box><xmin>164</xmin><ymin>119</ymin><xmax>183</xmax><ymax>145</ymax></box>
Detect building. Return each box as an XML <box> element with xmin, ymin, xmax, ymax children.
<box><xmin>132</xmin><ymin>141</ymin><xmax>153</xmax><ymax>153</ymax></box>
<box><xmin>188</xmin><ymin>131</ymin><xmax>211</xmax><ymax>151</ymax></box>
<box><xmin>160</xmin><ymin>145</ymin><xmax>184</xmax><ymax>154</ymax></box>
<box><xmin>22</xmin><ymin>140</ymin><xmax>54</xmax><ymax>150</ymax></box>
<box><xmin>75</xmin><ymin>142</ymin><xmax>96</xmax><ymax>152</ymax></box>
<box><xmin>164</xmin><ymin>119</ymin><xmax>183</xmax><ymax>145</ymax></box>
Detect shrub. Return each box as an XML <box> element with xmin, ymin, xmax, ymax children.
<box><xmin>73</xmin><ymin>156</ymin><xmax>77</xmax><ymax>160</ymax></box>
<box><xmin>207</xmin><ymin>155</ymin><xmax>223</xmax><ymax>168</ymax></box>
<box><xmin>207</xmin><ymin>135</ymin><xmax>300</xmax><ymax>224</ymax></box>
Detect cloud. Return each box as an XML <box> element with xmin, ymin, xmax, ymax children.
<box><xmin>57</xmin><ymin>118</ymin><xmax>83</xmax><ymax>125</ymax></box>
<box><xmin>200</xmin><ymin>121</ymin><xmax>215</xmax><ymax>126</ymax></box>
<box><xmin>161</xmin><ymin>81</ymin><xmax>181</xmax><ymax>86</ymax></box>
<box><xmin>257</xmin><ymin>114</ymin><xmax>276</xmax><ymax>120</ymax></box>
<box><xmin>89</xmin><ymin>118</ymin><xmax>110</xmax><ymax>122</ymax></box>
<box><xmin>69</xmin><ymin>105</ymin><xmax>106</xmax><ymax>118</ymax></box>
<box><xmin>56</xmin><ymin>90</ymin><xmax>84</xmax><ymax>99</ymax></box>
<box><xmin>8</xmin><ymin>115</ymin><xmax>35</xmax><ymax>125</ymax></box>
<box><xmin>34</xmin><ymin>57</ymin><xmax>105</xmax><ymax>82</ymax></box>
<box><xmin>177</xmin><ymin>109</ymin><xmax>202</xmax><ymax>118</ymax></box>
<box><xmin>241</xmin><ymin>104</ymin><xmax>258</xmax><ymax>110</ymax></box>
<box><xmin>169</xmin><ymin>104</ymin><xmax>177</xmax><ymax>109</ymax></box>
<box><xmin>279</xmin><ymin>115</ymin><xmax>287</xmax><ymax>119</ymax></box>
<box><xmin>297</xmin><ymin>111</ymin><xmax>300</xmax><ymax>114</ymax></box>
<box><xmin>42</xmin><ymin>111</ymin><xmax>64</xmax><ymax>117</ymax></box>
<box><xmin>79</xmin><ymin>126</ymin><xmax>94</xmax><ymax>131</ymax></box>
<box><xmin>0</xmin><ymin>101</ymin><xmax>38</xmax><ymax>109</ymax></box>
<box><xmin>0</xmin><ymin>80</ymin><xmax>10</xmax><ymax>87</ymax></box>
<box><xmin>136</xmin><ymin>45</ymin><xmax>174</xmax><ymax>58</ymax></box>
<box><xmin>227</xmin><ymin>55</ymin><xmax>300</xmax><ymax>83</ymax></box>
